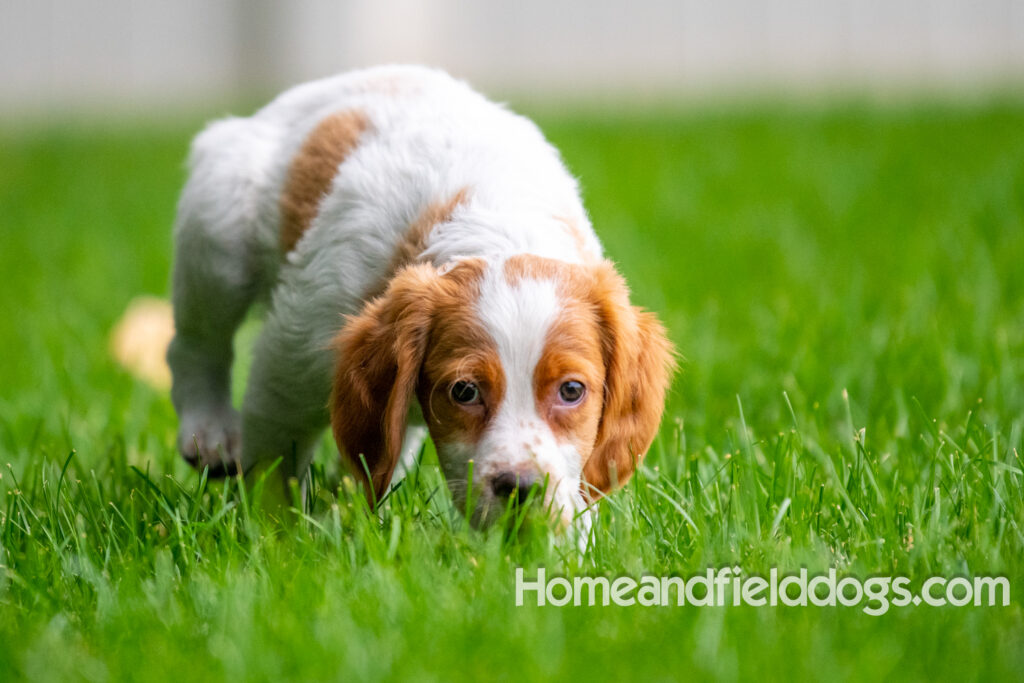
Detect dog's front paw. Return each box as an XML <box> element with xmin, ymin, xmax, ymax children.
<box><xmin>177</xmin><ymin>406</ymin><xmax>242</xmax><ymax>477</ymax></box>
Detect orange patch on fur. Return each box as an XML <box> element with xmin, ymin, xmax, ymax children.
<box><xmin>533</xmin><ymin>305</ymin><xmax>605</xmax><ymax>460</ymax></box>
<box><xmin>580</xmin><ymin>263</ymin><xmax>676</xmax><ymax>499</ymax></box>
<box><xmin>363</xmin><ymin>188</ymin><xmax>470</xmax><ymax>301</ymax></box>
<box><xmin>329</xmin><ymin>258</ymin><xmax>491</xmax><ymax>501</ymax></box>
<box><xmin>503</xmin><ymin>254</ymin><xmax>677</xmax><ymax>500</ymax></box>
<box><xmin>506</xmin><ymin>256</ymin><xmax>606</xmax><ymax>462</ymax></box>
<box><xmin>279</xmin><ymin>110</ymin><xmax>369</xmax><ymax>253</ymax></box>
<box><xmin>417</xmin><ymin>322</ymin><xmax>503</xmax><ymax>450</ymax></box>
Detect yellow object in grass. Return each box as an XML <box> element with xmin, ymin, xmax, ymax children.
<box><xmin>109</xmin><ymin>296</ymin><xmax>175</xmax><ymax>391</ymax></box>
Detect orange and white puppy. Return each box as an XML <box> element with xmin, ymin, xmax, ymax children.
<box><xmin>168</xmin><ymin>65</ymin><xmax>675</xmax><ymax>536</ymax></box>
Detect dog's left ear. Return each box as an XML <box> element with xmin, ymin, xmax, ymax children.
<box><xmin>330</xmin><ymin>264</ymin><xmax>438</xmax><ymax>502</ymax></box>
<box><xmin>583</xmin><ymin>261</ymin><xmax>676</xmax><ymax>499</ymax></box>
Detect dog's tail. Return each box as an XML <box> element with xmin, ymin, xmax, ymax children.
<box><xmin>110</xmin><ymin>296</ymin><xmax>175</xmax><ymax>390</ymax></box>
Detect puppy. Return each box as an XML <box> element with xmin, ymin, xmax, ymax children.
<box><xmin>167</xmin><ymin>65</ymin><xmax>675</xmax><ymax>534</ymax></box>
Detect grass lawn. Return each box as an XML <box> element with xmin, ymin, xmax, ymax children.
<box><xmin>1</xmin><ymin>98</ymin><xmax>1023</xmax><ymax>681</ymax></box>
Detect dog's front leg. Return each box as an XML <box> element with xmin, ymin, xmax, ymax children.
<box><xmin>167</xmin><ymin>117</ymin><xmax>279</xmax><ymax>475</ymax></box>
<box><xmin>167</xmin><ymin>220</ymin><xmax>257</xmax><ymax>476</ymax></box>
<box><xmin>238</xmin><ymin>297</ymin><xmax>336</xmax><ymax>501</ymax></box>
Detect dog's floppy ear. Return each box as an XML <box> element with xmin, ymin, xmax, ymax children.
<box><xmin>330</xmin><ymin>264</ymin><xmax>438</xmax><ymax>502</ymax></box>
<box><xmin>583</xmin><ymin>261</ymin><xmax>676</xmax><ymax>499</ymax></box>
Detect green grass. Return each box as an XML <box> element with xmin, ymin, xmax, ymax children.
<box><xmin>2</xmin><ymin>99</ymin><xmax>1024</xmax><ymax>682</ymax></box>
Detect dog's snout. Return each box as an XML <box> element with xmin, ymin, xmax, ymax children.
<box><xmin>490</xmin><ymin>471</ymin><xmax>538</xmax><ymax>503</ymax></box>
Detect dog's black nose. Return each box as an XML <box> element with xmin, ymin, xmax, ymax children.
<box><xmin>491</xmin><ymin>471</ymin><xmax>538</xmax><ymax>503</ymax></box>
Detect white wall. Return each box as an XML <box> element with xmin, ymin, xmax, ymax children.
<box><xmin>2</xmin><ymin>0</ymin><xmax>1022</xmax><ymax>113</ymax></box>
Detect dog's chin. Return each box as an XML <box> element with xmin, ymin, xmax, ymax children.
<box><xmin>454</xmin><ymin>490</ymin><xmax>577</xmax><ymax>534</ymax></box>
<box><xmin>450</xmin><ymin>492</ymin><xmax>519</xmax><ymax>529</ymax></box>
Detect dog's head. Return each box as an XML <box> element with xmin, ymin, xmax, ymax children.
<box><xmin>330</xmin><ymin>255</ymin><xmax>675</xmax><ymax>528</ymax></box>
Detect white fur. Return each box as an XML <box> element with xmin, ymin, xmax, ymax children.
<box><xmin>168</xmin><ymin>66</ymin><xmax>601</xmax><ymax>532</ymax></box>
<box><xmin>473</xmin><ymin>268</ymin><xmax>586</xmax><ymax>525</ymax></box>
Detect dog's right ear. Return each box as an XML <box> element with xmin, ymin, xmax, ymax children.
<box><xmin>330</xmin><ymin>264</ymin><xmax>438</xmax><ymax>502</ymax></box>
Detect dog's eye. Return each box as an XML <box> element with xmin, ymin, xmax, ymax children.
<box><xmin>451</xmin><ymin>380</ymin><xmax>481</xmax><ymax>405</ymax></box>
<box><xmin>558</xmin><ymin>380</ymin><xmax>586</xmax><ymax>405</ymax></box>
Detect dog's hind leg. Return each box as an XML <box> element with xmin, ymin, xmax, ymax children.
<box><xmin>167</xmin><ymin>117</ymin><xmax>282</xmax><ymax>475</ymax></box>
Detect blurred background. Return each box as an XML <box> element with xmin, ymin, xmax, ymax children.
<box><xmin>2</xmin><ymin>0</ymin><xmax>1022</xmax><ymax>429</ymax></box>
<box><xmin>2</xmin><ymin>0</ymin><xmax>1023</xmax><ymax>115</ymax></box>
